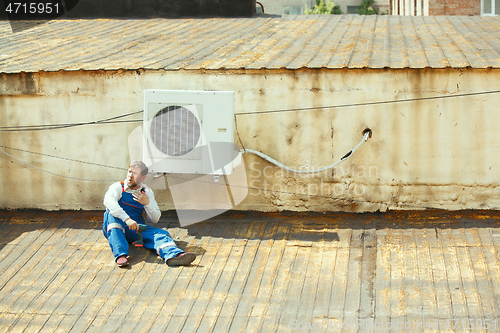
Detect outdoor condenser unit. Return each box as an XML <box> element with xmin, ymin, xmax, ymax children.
<box><xmin>143</xmin><ymin>89</ymin><xmax>241</xmax><ymax>175</ymax></box>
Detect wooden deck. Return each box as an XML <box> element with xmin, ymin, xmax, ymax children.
<box><xmin>1</xmin><ymin>210</ymin><xmax>500</xmax><ymax>332</ymax></box>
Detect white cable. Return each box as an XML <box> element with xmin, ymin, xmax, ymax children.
<box><xmin>242</xmin><ymin>131</ymin><xmax>370</xmax><ymax>174</ymax></box>
<box><xmin>0</xmin><ymin>148</ymin><xmax>122</xmax><ymax>182</ymax></box>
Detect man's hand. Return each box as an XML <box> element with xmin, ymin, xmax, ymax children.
<box><xmin>133</xmin><ymin>190</ymin><xmax>150</xmax><ymax>206</ymax></box>
<box><xmin>125</xmin><ymin>218</ymin><xmax>139</xmax><ymax>231</ymax></box>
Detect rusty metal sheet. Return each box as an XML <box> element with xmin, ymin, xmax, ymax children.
<box><xmin>0</xmin><ymin>15</ymin><xmax>499</xmax><ymax>74</ymax></box>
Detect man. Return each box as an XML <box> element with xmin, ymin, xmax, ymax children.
<box><xmin>103</xmin><ymin>160</ymin><xmax>196</xmax><ymax>267</ymax></box>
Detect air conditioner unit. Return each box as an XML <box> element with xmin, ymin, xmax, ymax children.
<box><xmin>143</xmin><ymin>89</ymin><xmax>241</xmax><ymax>175</ymax></box>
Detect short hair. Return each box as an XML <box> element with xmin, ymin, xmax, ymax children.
<box><xmin>129</xmin><ymin>160</ymin><xmax>148</xmax><ymax>177</ymax></box>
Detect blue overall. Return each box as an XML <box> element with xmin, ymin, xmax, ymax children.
<box><xmin>103</xmin><ymin>182</ymin><xmax>183</xmax><ymax>262</ymax></box>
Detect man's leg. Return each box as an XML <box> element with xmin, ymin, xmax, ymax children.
<box><xmin>142</xmin><ymin>226</ymin><xmax>195</xmax><ymax>265</ymax></box>
<box><xmin>103</xmin><ymin>210</ymin><xmax>132</xmax><ymax>263</ymax></box>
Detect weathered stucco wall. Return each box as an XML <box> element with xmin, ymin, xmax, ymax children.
<box><xmin>1</xmin><ymin>68</ymin><xmax>499</xmax><ymax>212</ymax></box>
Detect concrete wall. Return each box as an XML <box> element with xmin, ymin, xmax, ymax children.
<box><xmin>1</xmin><ymin>68</ymin><xmax>500</xmax><ymax>213</ymax></box>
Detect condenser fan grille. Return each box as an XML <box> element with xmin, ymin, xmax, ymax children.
<box><xmin>150</xmin><ymin>105</ymin><xmax>201</xmax><ymax>157</ymax></box>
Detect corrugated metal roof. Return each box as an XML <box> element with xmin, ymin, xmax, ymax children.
<box><xmin>0</xmin><ymin>15</ymin><xmax>499</xmax><ymax>73</ymax></box>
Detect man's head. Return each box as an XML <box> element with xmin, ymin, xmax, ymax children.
<box><xmin>126</xmin><ymin>160</ymin><xmax>148</xmax><ymax>189</ymax></box>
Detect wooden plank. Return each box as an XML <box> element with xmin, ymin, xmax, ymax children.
<box><xmin>63</xmin><ymin>247</ymin><xmax>127</xmax><ymax>332</ymax></box>
<box><xmin>148</xmin><ymin>223</ymin><xmax>220</xmax><ymax>333</ymax></box>
<box><xmin>477</xmin><ymin>225</ymin><xmax>500</xmax><ymax>317</ymax></box>
<box><xmin>198</xmin><ymin>222</ymin><xmax>260</xmax><ymax>332</ymax></box>
<box><xmin>342</xmin><ymin>227</ymin><xmax>363</xmax><ymax>333</ymax></box>
<box><xmin>0</xmin><ymin>219</ymin><xmax>24</xmax><ymax>247</ymax></box>
<box><xmin>179</xmin><ymin>223</ymin><xmax>246</xmax><ymax>333</ymax></box>
<box><xmin>259</xmin><ymin>239</ymin><xmax>299</xmax><ymax>331</ymax></box>
<box><xmin>37</xmin><ymin>314</ymin><xmax>65</xmax><ymax>333</ymax></box>
<box><xmin>56</xmin><ymin>249</ymin><xmax>128</xmax><ymax>319</ymax></box>
<box><xmin>53</xmin><ymin>247</ymin><xmax>111</xmax><ymax>317</ymax></box>
<box><xmin>140</xmin><ymin>223</ymin><xmax>215</xmax><ymax>332</ymax></box>
<box><xmin>122</xmin><ymin>314</ymin><xmax>157</xmax><ymax>333</ymax></box>
<box><xmin>455</xmin><ymin>244</ymin><xmax>484</xmax><ymax>319</ymax></box>
<box><xmin>0</xmin><ymin>222</ymin><xmax>41</xmax><ymax>261</ymax></box>
<box><xmin>276</xmin><ymin>245</ymin><xmax>312</xmax><ymax>331</ymax></box>
<box><xmin>452</xmin><ymin>224</ymin><xmax>484</xmax><ymax>322</ymax></box>
<box><xmin>327</xmin><ymin>226</ymin><xmax>352</xmax><ymax>321</ymax></box>
<box><xmin>92</xmin><ymin>296</ymin><xmax>141</xmax><ymax>332</ymax></box>
<box><xmin>129</xmin><ymin>221</ymin><xmax>198</xmax><ymax>333</ymax></box>
<box><xmin>221</xmin><ymin>221</ymin><xmax>270</xmax><ymax>333</ymax></box>
<box><xmin>439</xmin><ymin>227</ymin><xmax>468</xmax><ymax>319</ymax></box>
<box><xmin>20</xmin><ymin>313</ymin><xmax>51</xmax><ymax>332</ymax></box>
<box><xmin>105</xmin><ymin>248</ymin><xmax>159</xmax><ymax>301</ymax></box>
<box><xmin>97</xmin><ymin>297</ymin><xmax>148</xmax><ymax>333</ymax></box>
<box><xmin>336</xmin><ymin>226</ymin><xmax>353</xmax><ymax>249</ymax></box>
<box><xmin>0</xmin><ymin>219</ymin><xmax>64</xmax><ymax>291</ymax></box>
<box><xmin>401</xmin><ymin>227</ymin><xmax>422</xmax><ymax>331</ymax></box>
<box><xmin>0</xmin><ymin>226</ymin><xmax>97</xmax><ymax>318</ymax></box>
<box><xmin>249</xmin><ymin>222</ymin><xmax>291</xmax><ymax>316</ymax></box>
<box><xmin>80</xmin><ymin>315</ymin><xmax>107</xmax><ymax>333</ymax></box>
<box><xmin>205</xmin><ymin>222</ymin><xmax>259</xmax><ymax>321</ymax></box>
<box><xmin>465</xmin><ymin>224</ymin><xmax>498</xmax><ymax>318</ymax></box>
<box><xmin>229</xmin><ymin>222</ymin><xmax>291</xmax><ymax>332</ymax></box>
<box><xmin>165</xmin><ymin>315</ymin><xmax>189</xmax><ymax>333</ymax></box>
<box><xmin>159</xmin><ymin>223</ymin><xmax>223</xmax><ymax>332</ymax></box>
<box><xmin>388</xmin><ymin>227</ymin><xmax>405</xmax><ymax>333</ymax></box>
<box><xmin>196</xmin><ymin>315</ymin><xmax>222</xmax><ymax>333</ymax></box>
<box><xmin>38</xmin><ymin>240</ymin><xmax>113</xmax><ymax>316</ymax></box>
<box><xmin>166</xmin><ymin>222</ymin><xmax>229</xmax><ymax>331</ymax></box>
<box><xmin>358</xmin><ymin>225</ymin><xmax>377</xmax><ymax>333</ymax></box>
<box><xmin>229</xmin><ymin>222</ymin><xmax>277</xmax><ymax>331</ymax></box>
<box><xmin>0</xmin><ymin>313</ymin><xmax>17</xmax><ymax>333</ymax></box>
<box><xmin>9</xmin><ymin>224</ymin><xmax>93</xmax><ymax>315</ymax></box>
<box><xmin>374</xmin><ymin>226</ymin><xmax>391</xmax><ymax>328</ymax></box>
<box><xmin>295</xmin><ymin>227</ymin><xmax>325</xmax><ymax>328</ymax></box>
<box><xmin>311</xmin><ymin>245</ymin><xmax>338</xmax><ymax>320</ymax></box>
<box><xmin>327</xmin><ymin>246</ymin><xmax>350</xmax><ymax>321</ymax></box>
<box><xmin>414</xmin><ymin>228</ymin><xmax>437</xmax><ymax>324</ymax></box>
<box><xmin>53</xmin><ymin>314</ymin><xmax>78</xmax><ymax>333</ymax></box>
<box><xmin>88</xmin><ymin>249</ymin><xmax>153</xmax><ymax>331</ymax></box>
<box><xmin>243</xmin><ymin>316</ymin><xmax>261</xmax><ymax>333</ymax></box>
<box><xmin>6</xmin><ymin>313</ymin><xmax>35</xmax><ymax>332</ymax></box>
<box><xmin>276</xmin><ymin>224</ymin><xmax>324</xmax><ymax>329</ymax></box>
<box><xmin>427</xmin><ymin>227</ymin><xmax>452</xmax><ymax>320</ymax></box>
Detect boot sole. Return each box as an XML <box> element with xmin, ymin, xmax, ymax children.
<box><xmin>166</xmin><ymin>252</ymin><xmax>196</xmax><ymax>266</ymax></box>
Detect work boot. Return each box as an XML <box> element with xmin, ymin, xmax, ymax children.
<box><xmin>116</xmin><ymin>255</ymin><xmax>129</xmax><ymax>267</ymax></box>
<box><xmin>166</xmin><ymin>252</ymin><xmax>196</xmax><ymax>266</ymax></box>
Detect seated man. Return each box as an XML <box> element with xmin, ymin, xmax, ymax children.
<box><xmin>103</xmin><ymin>160</ymin><xmax>196</xmax><ymax>267</ymax></box>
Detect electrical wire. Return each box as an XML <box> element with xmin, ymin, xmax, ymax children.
<box><xmin>235</xmin><ymin>90</ymin><xmax>500</xmax><ymax>116</ymax></box>
<box><xmin>0</xmin><ymin>145</ymin><xmax>127</xmax><ymax>170</ymax></box>
<box><xmin>0</xmin><ymin>148</ymin><xmax>122</xmax><ymax>182</ymax></box>
<box><xmin>2</xmin><ymin>89</ymin><xmax>499</xmax><ymax>131</ymax></box>
<box><xmin>0</xmin><ymin>110</ymin><xmax>142</xmax><ymax>132</ymax></box>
